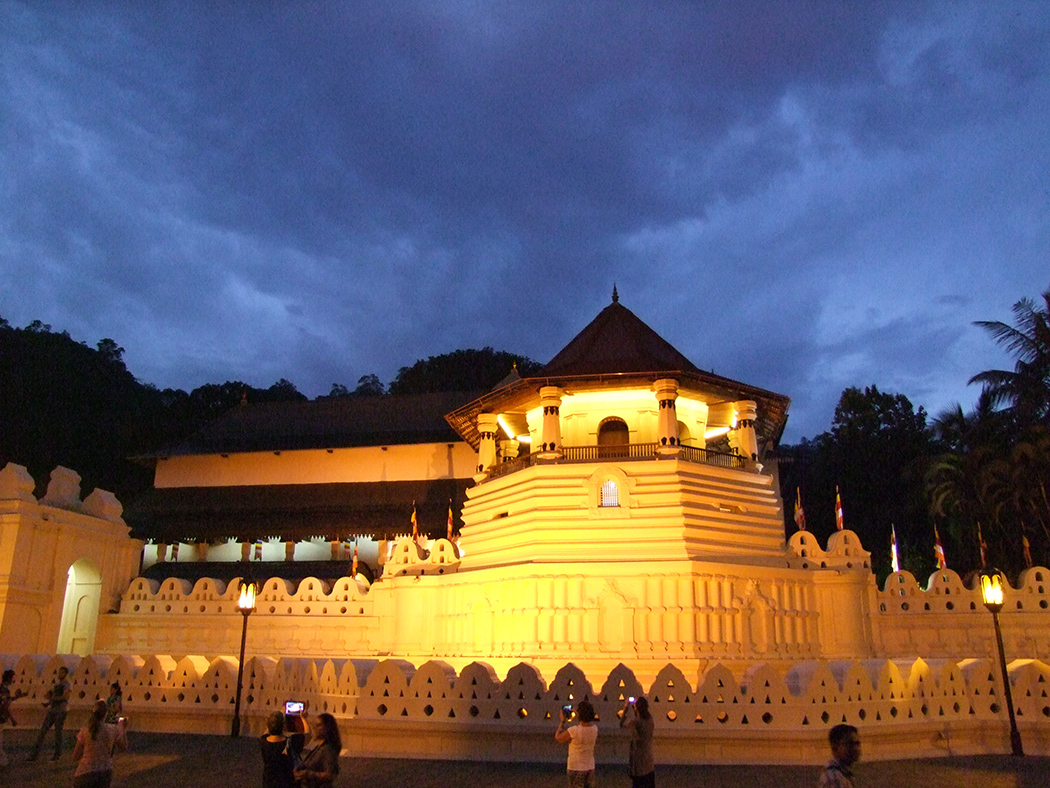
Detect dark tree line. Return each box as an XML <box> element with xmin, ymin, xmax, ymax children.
<box><xmin>0</xmin><ymin>316</ymin><xmax>538</xmax><ymax>503</ymax></box>
<box><xmin>319</xmin><ymin>348</ymin><xmax>540</xmax><ymax>399</ymax></box>
<box><xmin>778</xmin><ymin>386</ymin><xmax>936</xmax><ymax>582</ymax></box>
<box><xmin>0</xmin><ymin>318</ymin><xmax>311</xmax><ymax>501</ymax></box>
<box><xmin>779</xmin><ymin>287</ymin><xmax>1050</xmax><ymax>584</ymax></box>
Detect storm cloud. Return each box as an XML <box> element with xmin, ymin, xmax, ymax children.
<box><xmin>2</xmin><ymin>1</ymin><xmax>1048</xmax><ymax>440</ymax></box>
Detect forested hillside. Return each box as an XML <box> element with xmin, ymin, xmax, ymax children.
<box><xmin>0</xmin><ymin>316</ymin><xmax>537</xmax><ymax>503</ymax></box>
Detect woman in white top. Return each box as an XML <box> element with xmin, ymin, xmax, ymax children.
<box><xmin>72</xmin><ymin>700</ymin><xmax>128</xmax><ymax>788</ymax></box>
<box><xmin>555</xmin><ymin>699</ymin><xmax>598</xmax><ymax>788</ymax></box>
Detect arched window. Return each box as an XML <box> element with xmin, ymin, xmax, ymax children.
<box><xmin>676</xmin><ymin>420</ymin><xmax>691</xmax><ymax>445</ymax></box>
<box><xmin>600</xmin><ymin>480</ymin><xmax>619</xmax><ymax>507</ymax></box>
<box><xmin>597</xmin><ymin>418</ymin><xmax>629</xmax><ymax>458</ymax></box>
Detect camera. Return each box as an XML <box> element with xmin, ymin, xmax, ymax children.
<box><xmin>284</xmin><ymin>701</ymin><xmax>304</xmax><ymax>715</ymax></box>
<box><xmin>562</xmin><ymin>704</ymin><xmax>573</xmax><ymax>717</ymax></box>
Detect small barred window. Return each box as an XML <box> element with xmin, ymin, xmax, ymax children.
<box><xmin>600</xmin><ymin>480</ymin><xmax>619</xmax><ymax>507</ymax></box>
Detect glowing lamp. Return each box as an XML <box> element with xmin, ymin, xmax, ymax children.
<box><xmin>980</xmin><ymin>571</ymin><xmax>1004</xmax><ymax>611</ymax></box>
<box><xmin>231</xmin><ymin>579</ymin><xmax>259</xmax><ymax>737</ymax></box>
<box><xmin>977</xmin><ymin>567</ymin><xmax>1023</xmax><ymax>756</ymax></box>
<box><xmin>237</xmin><ymin>581</ymin><xmax>258</xmax><ymax>613</ymax></box>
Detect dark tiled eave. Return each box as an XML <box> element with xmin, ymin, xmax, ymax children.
<box><xmin>138</xmin><ymin>391</ymin><xmax>481</xmax><ymax>461</ymax></box>
<box><xmin>125</xmin><ymin>478</ymin><xmax>469</xmax><ymax>544</ymax></box>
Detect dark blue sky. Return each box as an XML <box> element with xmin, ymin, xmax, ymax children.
<box><xmin>2</xmin><ymin>1</ymin><xmax>1048</xmax><ymax>441</ymax></box>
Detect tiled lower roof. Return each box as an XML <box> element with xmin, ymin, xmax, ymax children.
<box><xmin>145</xmin><ymin>391</ymin><xmax>481</xmax><ymax>458</ymax></box>
<box><xmin>125</xmin><ymin>478</ymin><xmax>469</xmax><ymax>543</ymax></box>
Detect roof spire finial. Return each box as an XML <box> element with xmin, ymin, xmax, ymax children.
<box><xmin>612</xmin><ymin>284</ymin><xmax>619</xmax><ymax>304</ymax></box>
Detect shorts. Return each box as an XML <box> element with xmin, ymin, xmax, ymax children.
<box><xmin>568</xmin><ymin>769</ymin><xmax>597</xmax><ymax>788</ymax></box>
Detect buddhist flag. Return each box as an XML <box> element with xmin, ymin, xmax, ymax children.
<box><xmin>342</xmin><ymin>537</ymin><xmax>353</xmax><ymax>562</ymax></box>
<box><xmin>793</xmin><ymin>488</ymin><xmax>806</xmax><ymax>531</ymax></box>
<box><xmin>890</xmin><ymin>525</ymin><xmax>900</xmax><ymax>574</ymax></box>
<box><xmin>934</xmin><ymin>526</ymin><xmax>947</xmax><ymax>570</ymax></box>
<box><xmin>253</xmin><ymin>540</ymin><xmax>263</xmax><ymax>561</ymax></box>
<box><xmin>411</xmin><ymin>503</ymin><xmax>419</xmax><ymax>540</ymax></box>
<box><xmin>171</xmin><ymin>542</ymin><xmax>180</xmax><ymax>562</ymax></box>
<box><xmin>977</xmin><ymin>521</ymin><xmax>988</xmax><ymax>567</ymax></box>
<box><xmin>351</xmin><ymin>541</ymin><xmax>359</xmax><ymax>577</ymax></box>
<box><xmin>835</xmin><ymin>487</ymin><xmax>844</xmax><ymax>531</ymax></box>
<box><xmin>1023</xmin><ymin>534</ymin><xmax>1033</xmax><ymax>569</ymax></box>
<box><xmin>447</xmin><ymin>500</ymin><xmax>454</xmax><ymax>541</ymax></box>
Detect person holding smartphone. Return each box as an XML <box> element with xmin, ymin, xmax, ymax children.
<box><xmin>620</xmin><ymin>696</ymin><xmax>655</xmax><ymax>788</ymax></box>
<box><xmin>555</xmin><ymin>700</ymin><xmax>598</xmax><ymax>788</ymax></box>
<box><xmin>260</xmin><ymin>708</ymin><xmax>297</xmax><ymax>788</ymax></box>
<box><xmin>282</xmin><ymin>702</ymin><xmax>309</xmax><ymax>767</ymax></box>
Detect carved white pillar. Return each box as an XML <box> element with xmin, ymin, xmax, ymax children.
<box><xmin>733</xmin><ymin>400</ymin><xmax>760</xmax><ymax>461</ymax></box>
<box><xmin>538</xmin><ymin>386</ymin><xmax>565</xmax><ymax>459</ymax></box>
<box><xmin>654</xmin><ymin>378</ymin><xmax>680</xmax><ymax>456</ymax></box>
<box><xmin>476</xmin><ymin>412</ymin><xmax>499</xmax><ymax>477</ymax></box>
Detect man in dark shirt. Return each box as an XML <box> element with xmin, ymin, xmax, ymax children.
<box><xmin>29</xmin><ymin>666</ymin><xmax>71</xmax><ymax>761</ymax></box>
<box><xmin>819</xmin><ymin>724</ymin><xmax>860</xmax><ymax>787</ymax></box>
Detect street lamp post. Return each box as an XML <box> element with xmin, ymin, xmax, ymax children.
<box><xmin>978</xmin><ymin>568</ymin><xmax>1024</xmax><ymax>757</ymax></box>
<box><xmin>231</xmin><ymin>580</ymin><xmax>258</xmax><ymax>738</ymax></box>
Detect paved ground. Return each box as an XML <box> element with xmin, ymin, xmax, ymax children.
<box><xmin>1</xmin><ymin>728</ymin><xmax>1046</xmax><ymax>787</ymax></box>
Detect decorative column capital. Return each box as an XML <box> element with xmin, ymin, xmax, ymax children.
<box><xmin>477</xmin><ymin>412</ymin><xmax>500</xmax><ymax>435</ymax></box>
<box><xmin>653</xmin><ymin>378</ymin><xmax>679</xmax><ymax>400</ymax></box>
<box><xmin>539</xmin><ymin>385</ymin><xmax>565</xmax><ymax>405</ymax></box>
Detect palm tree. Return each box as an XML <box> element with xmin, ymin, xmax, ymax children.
<box><xmin>969</xmin><ymin>289</ymin><xmax>1050</xmax><ymax>427</ymax></box>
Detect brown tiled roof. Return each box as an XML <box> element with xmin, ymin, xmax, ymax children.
<box><xmin>446</xmin><ymin>297</ymin><xmax>791</xmax><ymax>449</ymax></box>
<box><xmin>125</xmin><ymin>478</ymin><xmax>468</xmax><ymax>543</ymax></box>
<box><xmin>149</xmin><ymin>391</ymin><xmax>480</xmax><ymax>458</ymax></box>
<box><xmin>538</xmin><ymin>300</ymin><xmax>700</xmax><ymax>377</ymax></box>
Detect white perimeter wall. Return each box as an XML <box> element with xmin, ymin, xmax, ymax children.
<box><xmin>3</xmin><ymin>652</ymin><xmax>1048</xmax><ymax>764</ymax></box>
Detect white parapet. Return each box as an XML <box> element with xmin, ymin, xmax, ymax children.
<box><xmin>3</xmin><ymin>652</ymin><xmax>1048</xmax><ymax>763</ymax></box>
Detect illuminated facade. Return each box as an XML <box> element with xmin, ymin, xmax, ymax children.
<box><xmin>2</xmin><ymin>294</ymin><xmax>1049</xmax><ymax>760</ymax></box>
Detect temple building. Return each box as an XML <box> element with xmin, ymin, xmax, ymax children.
<box><xmin>90</xmin><ymin>292</ymin><xmax>884</xmax><ymax>679</ymax></box>
<box><xmin>4</xmin><ymin>292</ymin><xmax>1049</xmax><ymax>761</ymax></box>
<box><xmin>127</xmin><ymin>290</ymin><xmax>790</xmax><ymax>586</ymax></box>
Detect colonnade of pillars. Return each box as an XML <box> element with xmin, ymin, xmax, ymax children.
<box><xmin>473</xmin><ymin>379</ymin><xmax>761</xmax><ymax>477</ymax></box>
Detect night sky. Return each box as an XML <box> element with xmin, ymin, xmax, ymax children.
<box><xmin>2</xmin><ymin>2</ymin><xmax>1048</xmax><ymax>441</ymax></box>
